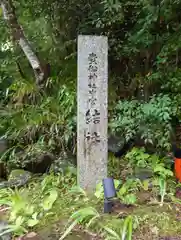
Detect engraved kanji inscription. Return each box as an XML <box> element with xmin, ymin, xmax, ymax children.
<box><xmin>84</xmin><ymin>131</ymin><xmax>101</xmax><ymax>143</ymax></box>
<box><xmin>92</xmin><ymin>109</ymin><xmax>100</xmax><ymax>124</ymax></box>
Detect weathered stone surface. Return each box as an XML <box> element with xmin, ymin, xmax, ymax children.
<box><xmin>108</xmin><ymin>135</ymin><xmax>125</xmax><ymax>153</ymax></box>
<box><xmin>77</xmin><ymin>35</ymin><xmax>108</xmax><ymax>192</ymax></box>
<box><xmin>8</xmin><ymin>169</ymin><xmax>31</xmax><ymax>181</ymax></box>
<box><xmin>22</xmin><ymin>153</ymin><xmax>54</xmax><ymax>174</ymax></box>
<box><xmin>0</xmin><ymin>169</ymin><xmax>31</xmax><ymax>189</ymax></box>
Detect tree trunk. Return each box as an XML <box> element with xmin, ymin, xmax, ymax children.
<box><xmin>1</xmin><ymin>0</ymin><xmax>47</xmax><ymax>86</ymax></box>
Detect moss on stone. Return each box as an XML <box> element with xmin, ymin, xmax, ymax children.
<box><xmin>8</xmin><ymin>169</ymin><xmax>31</xmax><ymax>181</ymax></box>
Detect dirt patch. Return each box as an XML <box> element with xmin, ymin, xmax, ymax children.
<box><xmin>15</xmin><ymin>228</ymin><xmax>102</xmax><ymax>240</ymax></box>
<box><xmin>133</xmin><ymin>226</ymin><xmax>158</xmax><ymax>240</ymax></box>
<box><xmin>159</xmin><ymin>237</ymin><xmax>181</xmax><ymax>240</ymax></box>
<box><xmin>112</xmin><ymin>200</ymin><xmax>135</xmax><ymax>215</ymax></box>
<box><xmin>37</xmin><ymin>221</ymin><xmax>102</xmax><ymax>240</ymax></box>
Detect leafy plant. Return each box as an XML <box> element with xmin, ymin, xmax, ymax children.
<box><xmin>0</xmin><ymin>174</ymin><xmax>60</xmax><ymax>236</ymax></box>
<box><xmin>153</xmin><ymin>164</ymin><xmax>173</xmax><ymax>179</ymax></box>
<box><xmin>0</xmin><ymin>83</ymin><xmax>76</xmax><ymax>167</ymax></box>
<box><xmin>0</xmin><ymin>216</ymin><xmax>27</xmax><ymax>237</ymax></box>
<box><xmin>59</xmin><ymin>207</ymin><xmax>101</xmax><ymax>240</ymax></box>
<box><xmin>110</xmin><ymin>94</ymin><xmax>177</xmax><ymax>150</ymax></box>
<box><xmin>125</xmin><ymin>147</ymin><xmax>173</xmax><ymax>179</ymax></box>
<box><xmin>117</xmin><ymin>179</ymin><xmax>138</xmax><ymax>205</ymax></box>
<box><xmin>103</xmin><ymin>215</ymin><xmax>133</xmax><ymax>240</ymax></box>
<box><xmin>125</xmin><ymin>147</ymin><xmax>150</xmax><ymax>168</ymax></box>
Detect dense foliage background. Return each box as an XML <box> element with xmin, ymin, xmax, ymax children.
<box><xmin>1</xmin><ymin>0</ymin><xmax>181</xmax><ymax>168</ymax></box>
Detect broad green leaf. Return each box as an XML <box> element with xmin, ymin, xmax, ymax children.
<box><xmin>42</xmin><ymin>189</ymin><xmax>58</xmax><ymax>211</ymax></box>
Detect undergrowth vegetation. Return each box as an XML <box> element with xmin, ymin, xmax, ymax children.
<box><xmin>1</xmin><ymin>0</ymin><xmax>181</xmax><ymax>239</ymax></box>
<box><xmin>0</xmin><ymin>81</ymin><xmax>76</xmax><ymax>168</ymax></box>
<box><xmin>0</xmin><ymin>149</ymin><xmax>180</xmax><ymax>239</ymax></box>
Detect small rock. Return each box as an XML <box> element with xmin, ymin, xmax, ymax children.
<box><xmin>23</xmin><ymin>153</ymin><xmax>54</xmax><ymax>174</ymax></box>
<box><xmin>17</xmin><ymin>232</ymin><xmax>42</xmax><ymax>240</ymax></box>
<box><xmin>25</xmin><ymin>232</ymin><xmax>37</xmax><ymax>238</ymax></box>
<box><xmin>8</xmin><ymin>169</ymin><xmax>31</xmax><ymax>181</ymax></box>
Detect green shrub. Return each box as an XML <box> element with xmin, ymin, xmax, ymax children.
<box><xmin>109</xmin><ymin>94</ymin><xmax>177</xmax><ymax>150</ymax></box>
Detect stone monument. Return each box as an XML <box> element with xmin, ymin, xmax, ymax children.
<box><xmin>77</xmin><ymin>35</ymin><xmax>108</xmax><ymax>192</ymax></box>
